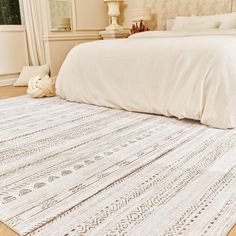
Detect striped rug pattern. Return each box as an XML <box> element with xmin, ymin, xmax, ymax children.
<box><xmin>0</xmin><ymin>96</ymin><xmax>236</xmax><ymax>236</ymax></box>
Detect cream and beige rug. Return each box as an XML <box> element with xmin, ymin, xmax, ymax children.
<box><xmin>0</xmin><ymin>96</ymin><xmax>236</xmax><ymax>236</ymax></box>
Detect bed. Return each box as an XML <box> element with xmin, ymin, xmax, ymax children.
<box><xmin>56</xmin><ymin>30</ymin><xmax>236</xmax><ymax>129</ymax></box>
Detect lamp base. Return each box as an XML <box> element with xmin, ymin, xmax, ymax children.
<box><xmin>105</xmin><ymin>23</ymin><xmax>124</xmax><ymax>31</ymax></box>
<box><xmin>99</xmin><ymin>30</ymin><xmax>130</xmax><ymax>40</ymax></box>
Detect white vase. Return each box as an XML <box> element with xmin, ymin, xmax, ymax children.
<box><xmin>105</xmin><ymin>0</ymin><xmax>124</xmax><ymax>31</ymax></box>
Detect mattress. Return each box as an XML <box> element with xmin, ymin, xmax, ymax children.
<box><xmin>56</xmin><ymin>30</ymin><xmax>236</xmax><ymax>129</ymax></box>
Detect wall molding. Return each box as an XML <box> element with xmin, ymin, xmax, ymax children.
<box><xmin>0</xmin><ymin>78</ymin><xmax>17</xmax><ymax>87</ymax></box>
<box><xmin>0</xmin><ymin>71</ymin><xmax>20</xmax><ymax>86</ymax></box>
<box><xmin>0</xmin><ymin>72</ymin><xmax>20</xmax><ymax>77</ymax></box>
<box><xmin>74</xmin><ymin>28</ymin><xmax>105</xmax><ymax>32</ymax></box>
<box><xmin>43</xmin><ymin>33</ymin><xmax>102</xmax><ymax>41</ymax></box>
<box><xmin>0</xmin><ymin>25</ymin><xmax>26</xmax><ymax>32</ymax></box>
<box><xmin>51</xmin><ymin>28</ymin><xmax>105</xmax><ymax>32</ymax></box>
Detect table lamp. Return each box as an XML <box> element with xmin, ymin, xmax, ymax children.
<box><xmin>104</xmin><ymin>0</ymin><xmax>124</xmax><ymax>31</ymax></box>
<box><xmin>100</xmin><ymin>0</ymin><xmax>129</xmax><ymax>39</ymax></box>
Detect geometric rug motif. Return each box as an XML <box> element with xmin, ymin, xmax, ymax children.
<box><xmin>0</xmin><ymin>96</ymin><xmax>235</xmax><ymax>236</ymax></box>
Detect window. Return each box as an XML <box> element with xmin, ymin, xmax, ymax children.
<box><xmin>0</xmin><ymin>0</ymin><xmax>21</xmax><ymax>25</ymax></box>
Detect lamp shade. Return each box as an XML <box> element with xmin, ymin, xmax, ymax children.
<box><xmin>60</xmin><ymin>18</ymin><xmax>71</xmax><ymax>28</ymax></box>
<box><xmin>130</xmin><ymin>7</ymin><xmax>152</xmax><ymax>22</ymax></box>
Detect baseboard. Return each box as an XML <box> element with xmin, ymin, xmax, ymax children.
<box><xmin>0</xmin><ymin>78</ymin><xmax>17</xmax><ymax>87</ymax></box>
<box><xmin>0</xmin><ymin>76</ymin><xmax>56</xmax><ymax>87</ymax></box>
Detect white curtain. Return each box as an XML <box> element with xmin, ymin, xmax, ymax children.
<box><xmin>21</xmin><ymin>0</ymin><xmax>46</xmax><ymax>66</ymax></box>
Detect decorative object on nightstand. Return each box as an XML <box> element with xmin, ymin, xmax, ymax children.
<box><xmin>59</xmin><ymin>17</ymin><xmax>71</xmax><ymax>31</ymax></box>
<box><xmin>99</xmin><ymin>0</ymin><xmax>129</xmax><ymax>39</ymax></box>
<box><xmin>130</xmin><ymin>7</ymin><xmax>152</xmax><ymax>34</ymax></box>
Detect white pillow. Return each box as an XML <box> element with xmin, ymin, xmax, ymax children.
<box><xmin>219</xmin><ymin>12</ymin><xmax>236</xmax><ymax>29</ymax></box>
<box><xmin>191</xmin><ymin>13</ymin><xmax>236</xmax><ymax>29</ymax></box>
<box><xmin>191</xmin><ymin>15</ymin><xmax>219</xmax><ymax>24</ymax></box>
<box><xmin>171</xmin><ymin>16</ymin><xmax>192</xmax><ymax>31</ymax></box>
<box><xmin>183</xmin><ymin>21</ymin><xmax>221</xmax><ymax>31</ymax></box>
<box><xmin>171</xmin><ymin>15</ymin><xmax>221</xmax><ymax>31</ymax></box>
<box><xmin>14</xmin><ymin>65</ymin><xmax>50</xmax><ymax>87</ymax></box>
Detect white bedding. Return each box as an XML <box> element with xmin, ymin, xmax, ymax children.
<box><xmin>56</xmin><ymin>30</ymin><xmax>236</xmax><ymax>129</ymax></box>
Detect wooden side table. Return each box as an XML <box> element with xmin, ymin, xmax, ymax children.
<box><xmin>99</xmin><ymin>30</ymin><xmax>130</xmax><ymax>40</ymax></box>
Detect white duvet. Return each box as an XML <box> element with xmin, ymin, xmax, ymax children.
<box><xmin>56</xmin><ymin>30</ymin><xmax>236</xmax><ymax>129</ymax></box>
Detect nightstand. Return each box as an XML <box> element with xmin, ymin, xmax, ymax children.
<box><xmin>99</xmin><ymin>30</ymin><xmax>130</xmax><ymax>40</ymax></box>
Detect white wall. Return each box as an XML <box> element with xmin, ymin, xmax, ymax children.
<box><xmin>0</xmin><ymin>0</ymin><xmax>152</xmax><ymax>84</ymax></box>
<box><xmin>123</xmin><ymin>0</ymin><xmax>139</xmax><ymax>28</ymax></box>
<box><xmin>42</xmin><ymin>0</ymin><xmax>108</xmax><ymax>76</ymax></box>
<box><xmin>0</xmin><ymin>25</ymin><xmax>29</xmax><ymax>83</ymax></box>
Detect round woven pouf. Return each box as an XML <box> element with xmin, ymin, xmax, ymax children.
<box><xmin>27</xmin><ymin>75</ymin><xmax>56</xmax><ymax>98</ymax></box>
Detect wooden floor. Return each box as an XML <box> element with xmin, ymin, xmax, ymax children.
<box><xmin>0</xmin><ymin>222</ymin><xmax>18</xmax><ymax>236</ymax></box>
<box><xmin>0</xmin><ymin>86</ymin><xmax>27</xmax><ymax>99</ymax></box>
<box><xmin>0</xmin><ymin>86</ymin><xmax>235</xmax><ymax>236</ymax></box>
<box><xmin>230</xmin><ymin>225</ymin><xmax>236</xmax><ymax>236</ymax></box>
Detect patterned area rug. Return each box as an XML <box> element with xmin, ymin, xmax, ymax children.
<box><xmin>0</xmin><ymin>96</ymin><xmax>236</xmax><ymax>236</ymax></box>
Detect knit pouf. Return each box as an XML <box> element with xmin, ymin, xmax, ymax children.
<box><xmin>27</xmin><ymin>75</ymin><xmax>56</xmax><ymax>98</ymax></box>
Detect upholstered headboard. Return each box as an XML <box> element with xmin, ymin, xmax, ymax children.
<box><xmin>144</xmin><ymin>0</ymin><xmax>236</xmax><ymax>30</ymax></box>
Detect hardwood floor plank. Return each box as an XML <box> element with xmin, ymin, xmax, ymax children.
<box><xmin>0</xmin><ymin>86</ymin><xmax>27</xmax><ymax>99</ymax></box>
<box><xmin>0</xmin><ymin>222</ymin><xmax>19</xmax><ymax>236</ymax></box>
<box><xmin>228</xmin><ymin>224</ymin><xmax>236</xmax><ymax>236</ymax></box>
